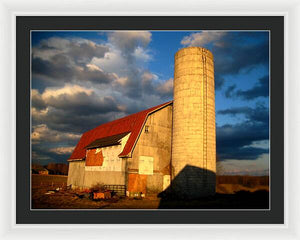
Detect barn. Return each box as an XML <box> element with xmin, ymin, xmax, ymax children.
<box><xmin>67</xmin><ymin>101</ymin><xmax>173</xmax><ymax>196</ymax></box>
<box><xmin>68</xmin><ymin>46</ymin><xmax>216</xmax><ymax>199</ymax></box>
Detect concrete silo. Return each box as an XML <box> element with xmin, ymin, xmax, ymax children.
<box><xmin>171</xmin><ymin>47</ymin><xmax>216</xmax><ymax>199</ymax></box>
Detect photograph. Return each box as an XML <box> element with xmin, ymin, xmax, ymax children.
<box><xmin>30</xmin><ymin>30</ymin><xmax>270</xmax><ymax>210</ymax></box>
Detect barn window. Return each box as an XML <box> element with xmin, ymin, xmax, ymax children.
<box><xmin>145</xmin><ymin>125</ymin><xmax>149</xmax><ymax>133</ymax></box>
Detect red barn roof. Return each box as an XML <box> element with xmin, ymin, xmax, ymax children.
<box><xmin>68</xmin><ymin>101</ymin><xmax>173</xmax><ymax>161</ymax></box>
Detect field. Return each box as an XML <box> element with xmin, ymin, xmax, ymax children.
<box><xmin>31</xmin><ymin>174</ymin><xmax>269</xmax><ymax>209</ymax></box>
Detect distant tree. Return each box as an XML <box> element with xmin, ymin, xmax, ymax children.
<box><xmin>61</xmin><ymin>164</ymin><xmax>69</xmax><ymax>175</ymax></box>
<box><xmin>47</xmin><ymin>162</ymin><xmax>57</xmax><ymax>174</ymax></box>
<box><xmin>46</xmin><ymin>162</ymin><xmax>69</xmax><ymax>175</ymax></box>
<box><xmin>32</xmin><ymin>163</ymin><xmax>43</xmax><ymax>171</ymax></box>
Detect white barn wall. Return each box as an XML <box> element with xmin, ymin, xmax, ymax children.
<box><xmin>67</xmin><ymin>134</ymin><xmax>130</xmax><ymax>189</ymax></box>
<box><xmin>67</xmin><ymin>160</ymin><xmax>85</xmax><ymax>188</ymax></box>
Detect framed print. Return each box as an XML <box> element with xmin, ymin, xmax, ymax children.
<box><xmin>15</xmin><ymin>16</ymin><xmax>284</xmax><ymax>224</ymax></box>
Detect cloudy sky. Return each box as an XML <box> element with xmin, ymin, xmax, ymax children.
<box><xmin>31</xmin><ymin>30</ymin><xmax>269</xmax><ymax>175</ymax></box>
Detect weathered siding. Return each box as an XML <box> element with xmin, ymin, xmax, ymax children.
<box><xmin>83</xmin><ymin>135</ymin><xmax>129</xmax><ymax>187</ymax></box>
<box><xmin>67</xmin><ymin>160</ymin><xmax>85</xmax><ymax>188</ymax></box>
<box><xmin>67</xmin><ymin>134</ymin><xmax>130</xmax><ymax>189</ymax></box>
<box><xmin>85</xmin><ymin>144</ymin><xmax>125</xmax><ymax>172</ymax></box>
<box><xmin>128</xmin><ymin>105</ymin><xmax>173</xmax><ymax>194</ymax></box>
<box><xmin>83</xmin><ymin>170</ymin><xmax>126</xmax><ymax>187</ymax></box>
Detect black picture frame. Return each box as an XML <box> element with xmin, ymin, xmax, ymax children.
<box><xmin>16</xmin><ymin>16</ymin><xmax>284</xmax><ymax>224</ymax></box>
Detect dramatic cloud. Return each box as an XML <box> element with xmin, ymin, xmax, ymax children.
<box><xmin>90</xmin><ymin>49</ymin><xmax>127</xmax><ymax>76</ymax></box>
<box><xmin>32</xmin><ymin>146</ymin><xmax>72</xmax><ymax>164</ymax></box>
<box><xmin>156</xmin><ymin>78</ymin><xmax>174</xmax><ymax>97</ymax></box>
<box><xmin>225</xmin><ymin>84</ymin><xmax>236</xmax><ymax>98</ymax></box>
<box><xmin>217</xmin><ymin>104</ymin><xmax>269</xmax><ymax>160</ymax></box>
<box><xmin>107</xmin><ymin>31</ymin><xmax>152</xmax><ymax>56</ymax></box>
<box><xmin>218</xmin><ymin>104</ymin><xmax>269</xmax><ymax>123</ymax></box>
<box><xmin>181</xmin><ymin>31</ymin><xmax>269</xmax><ymax>90</ymax></box>
<box><xmin>214</xmin><ymin>40</ymin><xmax>269</xmax><ymax>76</ymax></box>
<box><xmin>225</xmin><ymin>75</ymin><xmax>269</xmax><ymax>100</ymax></box>
<box><xmin>32</xmin><ymin>37</ymin><xmax>124</xmax><ymax>87</ymax></box>
<box><xmin>92</xmin><ymin>31</ymin><xmax>156</xmax><ymax>100</ymax></box>
<box><xmin>32</xmin><ymin>56</ymin><xmax>119</xmax><ymax>85</ymax></box>
<box><xmin>34</xmin><ymin>85</ymin><xmax>123</xmax><ymax>115</ymax></box>
<box><xmin>31</xmin><ymin>89</ymin><xmax>47</xmax><ymax>110</ymax></box>
<box><xmin>31</xmin><ymin>124</ymin><xmax>81</xmax><ymax>144</ymax></box>
<box><xmin>49</xmin><ymin>147</ymin><xmax>74</xmax><ymax>155</ymax></box>
<box><xmin>31</xmin><ymin>32</ymin><xmax>165</xmax><ymax>156</ymax></box>
<box><xmin>34</xmin><ymin>37</ymin><xmax>109</xmax><ymax>64</ymax></box>
<box><xmin>31</xmin><ymin>85</ymin><xmax>126</xmax><ymax>134</ymax></box>
<box><xmin>33</xmin><ymin>107</ymin><xmax>125</xmax><ymax>134</ymax></box>
<box><xmin>219</xmin><ymin>154</ymin><xmax>269</xmax><ymax>175</ymax></box>
<box><xmin>235</xmin><ymin>75</ymin><xmax>269</xmax><ymax>100</ymax></box>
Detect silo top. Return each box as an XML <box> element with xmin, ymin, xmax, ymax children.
<box><xmin>175</xmin><ymin>47</ymin><xmax>213</xmax><ymax>60</ymax></box>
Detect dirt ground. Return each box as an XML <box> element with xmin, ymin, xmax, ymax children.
<box><xmin>31</xmin><ymin>174</ymin><xmax>269</xmax><ymax>209</ymax></box>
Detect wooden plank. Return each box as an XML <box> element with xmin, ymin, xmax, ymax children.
<box><xmin>128</xmin><ymin>174</ymin><xmax>147</xmax><ymax>193</ymax></box>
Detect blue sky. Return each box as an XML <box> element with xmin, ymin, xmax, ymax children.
<box><xmin>31</xmin><ymin>30</ymin><xmax>269</xmax><ymax>175</ymax></box>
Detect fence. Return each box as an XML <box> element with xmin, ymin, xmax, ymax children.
<box><xmin>104</xmin><ymin>184</ymin><xmax>126</xmax><ymax>196</ymax></box>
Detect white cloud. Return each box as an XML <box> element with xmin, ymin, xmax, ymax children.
<box><xmin>141</xmin><ymin>71</ymin><xmax>156</xmax><ymax>85</ymax></box>
<box><xmin>248</xmin><ymin>140</ymin><xmax>269</xmax><ymax>149</ymax></box>
<box><xmin>49</xmin><ymin>146</ymin><xmax>75</xmax><ymax>155</ymax></box>
<box><xmin>91</xmin><ymin>49</ymin><xmax>127</xmax><ymax>76</ymax></box>
<box><xmin>32</xmin><ymin>151</ymin><xmax>51</xmax><ymax>161</ymax></box>
<box><xmin>91</xmin><ymin>31</ymin><xmax>152</xmax><ymax>77</ymax></box>
<box><xmin>107</xmin><ymin>31</ymin><xmax>152</xmax><ymax>52</ymax></box>
<box><xmin>33</xmin><ymin>37</ymin><xmax>109</xmax><ymax>62</ymax></box>
<box><xmin>85</xmin><ymin>63</ymin><xmax>103</xmax><ymax>72</ymax></box>
<box><xmin>132</xmin><ymin>46</ymin><xmax>152</xmax><ymax>62</ymax></box>
<box><xmin>44</xmin><ymin>37</ymin><xmax>70</xmax><ymax>50</ymax></box>
<box><xmin>156</xmin><ymin>78</ymin><xmax>174</xmax><ymax>96</ymax></box>
<box><xmin>42</xmin><ymin>84</ymin><xmax>93</xmax><ymax>99</ymax></box>
<box><xmin>220</xmin><ymin>153</ymin><xmax>269</xmax><ymax>175</ymax></box>
<box><xmin>31</xmin><ymin>106</ymin><xmax>49</xmax><ymax>120</ymax></box>
<box><xmin>32</xmin><ymin>85</ymin><xmax>124</xmax><ymax>114</ymax></box>
<box><xmin>181</xmin><ymin>31</ymin><xmax>227</xmax><ymax>47</ymax></box>
<box><xmin>114</xmin><ymin>76</ymin><xmax>129</xmax><ymax>87</ymax></box>
<box><xmin>32</xmin><ymin>124</ymin><xmax>81</xmax><ymax>143</ymax></box>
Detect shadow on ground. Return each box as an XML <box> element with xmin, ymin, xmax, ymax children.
<box><xmin>158</xmin><ymin>189</ymin><xmax>269</xmax><ymax>209</ymax></box>
<box><xmin>157</xmin><ymin>165</ymin><xmax>269</xmax><ymax>209</ymax></box>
